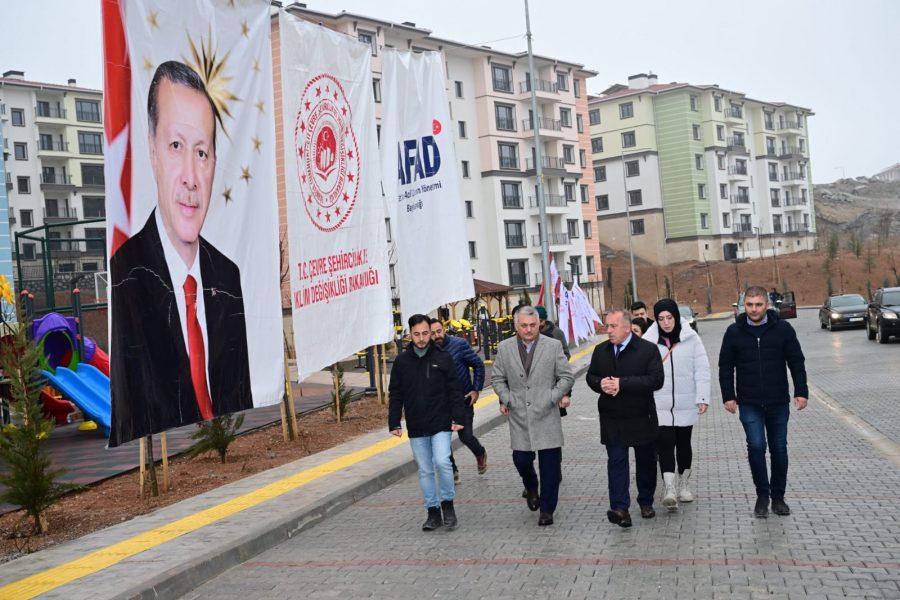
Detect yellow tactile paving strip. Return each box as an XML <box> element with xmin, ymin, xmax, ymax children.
<box><xmin>0</xmin><ymin>343</ymin><xmax>596</xmax><ymax>599</ymax></box>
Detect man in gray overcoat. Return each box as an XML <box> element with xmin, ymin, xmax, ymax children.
<box><xmin>492</xmin><ymin>305</ymin><xmax>574</xmax><ymax>526</ymax></box>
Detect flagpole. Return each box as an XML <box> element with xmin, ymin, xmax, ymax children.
<box><xmin>524</xmin><ymin>0</ymin><xmax>554</xmax><ymax>319</ymax></box>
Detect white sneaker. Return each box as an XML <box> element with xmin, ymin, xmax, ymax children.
<box><xmin>678</xmin><ymin>469</ymin><xmax>694</xmax><ymax>502</ymax></box>
<box><xmin>662</xmin><ymin>472</ymin><xmax>678</xmax><ymax>511</ymax></box>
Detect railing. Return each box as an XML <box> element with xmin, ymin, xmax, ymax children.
<box><xmin>525</xmin><ymin>156</ymin><xmax>565</xmax><ymax>170</ymax></box>
<box><xmin>39</xmin><ymin>139</ymin><xmax>68</xmax><ymax>152</ymax></box>
<box><xmin>728</xmin><ymin>165</ymin><xmax>748</xmax><ymax>176</ymax></box>
<box><xmin>492</xmin><ymin>77</ymin><xmax>513</xmax><ymax>93</ymax></box>
<box><xmin>35</xmin><ymin>105</ymin><xmax>66</xmax><ymax>118</ymax></box>
<box><xmin>778</xmin><ymin>146</ymin><xmax>804</xmax><ymax>157</ymax></box>
<box><xmin>519</xmin><ymin>79</ymin><xmax>558</xmax><ymax>94</ymax></box>
<box><xmin>41</xmin><ymin>173</ymin><xmax>73</xmax><ymax>185</ymax></box>
<box><xmin>522</xmin><ymin>117</ymin><xmax>562</xmax><ymax>132</ymax></box>
<box><xmin>502</xmin><ymin>195</ymin><xmax>523</xmax><ymax>209</ymax></box>
<box><xmin>76</xmin><ymin>109</ymin><xmax>102</xmax><ymax>123</ymax></box>
<box><xmin>782</xmin><ymin>171</ymin><xmax>805</xmax><ymax>181</ymax></box>
<box><xmin>733</xmin><ymin>224</ymin><xmax>754</xmax><ymax>235</ymax></box>
<box><xmin>509</xmin><ymin>272</ymin><xmax>528</xmax><ymax>287</ymax></box>
<box><xmin>79</xmin><ymin>143</ymin><xmax>103</xmax><ymax>155</ymax></box>
<box><xmin>530</xmin><ymin>232</ymin><xmax>570</xmax><ymax>247</ymax></box>
<box><xmin>727</xmin><ymin>136</ymin><xmax>746</xmax><ymax>150</ymax></box>
<box><xmin>771</xmin><ymin>199</ymin><xmax>781</xmax><ymax>207</ymax></box>
<box><xmin>505</xmin><ymin>235</ymin><xmax>526</xmax><ymax>248</ymax></box>
<box><xmin>528</xmin><ymin>194</ymin><xmax>566</xmax><ymax>208</ymax></box>
<box><xmin>730</xmin><ymin>194</ymin><xmax>751</xmax><ymax>205</ymax></box>
<box><xmin>783</xmin><ymin>196</ymin><xmax>807</xmax><ymax>207</ymax></box>
<box><xmin>766</xmin><ymin>146</ymin><xmax>778</xmax><ymax>156</ymax></box>
<box><xmin>496</xmin><ymin>117</ymin><xmax>516</xmax><ymax>131</ymax></box>
<box><xmin>784</xmin><ymin>224</ymin><xmax>809</xmax><ymax>234</ymax></box>
<box><xmin>768</xmin><ymin>172</ymin><xmax>780</xmax><ymax>182</ymax></box>
<box><xmin>778</xmin><ymin>120</ymin><xmax>802</xmax><ymax>130</ymax></box>
<box><xmin>764</xmin><ymin>121</ymin><xmax>775</xmax><ymax>131</ymax></box>
<box><xmin>535</xmin><ymin>269</ymin><xmax>572</xmax><ymax>286</ymax></box>
<box><xmin>499</xmin><ymin>156</ymin><xmax>519</xmax><ymax>170</ymax></box>
<box><xmin>43</xmin><ymin>207</ymin><xmax>79</xmax><ymax>220</ymax></box>
<box><xmin>725</xmin><ymin>107</ymin><xmax>744</xmax><ymax>119</ymax></box>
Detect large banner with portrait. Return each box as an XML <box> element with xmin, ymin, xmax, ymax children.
<box><xmin>380</xmin><ymin>50</ymin><xmax>474</xmax><ymax>324</ymax></box>
<box><xmin>103</xmin><ymin>0</ymin><xmax>283</xmax><ymax>447</ymax></box>
<box><xmin>279</xmin><ymin>13</ymin><xmax>393</xmax><ymax>382</ymax></box>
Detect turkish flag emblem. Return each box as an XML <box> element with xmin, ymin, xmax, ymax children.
<box><xmin>432</xmin><ymin>119</ymin><xmax>442</xmax><ymax>135</ymax></box>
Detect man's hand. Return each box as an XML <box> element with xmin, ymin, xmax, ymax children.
<box><xmin>794</xmin><ymin>396</ymin><xmax>808</xmax><ymax>410</ymax></box>
<box><xmin>465</xmin><ymin>390</ymin><xmax>479</xmax><ymax>406</ymax></box>
<box><xmin>698</xmin><ymin>403</ymin><xmax>708</xmax><ymax>415</ymax></box>
<box><xmin>390</xmin><ymin>428</ymin><xmax>402</xmax><ymax>437</ymax></box>
<box><xmin>600</xmin><ymin>376</ymin><xmax>619</xmax><ymax>396</ymax></box>
<box><xmin>559</xmin><ymin>395</ymin><xmax>571</xmax><ymax>409</ymax></box>
<box><xmin>499</xmin><ymin>403</ymin><xmax>509</xmax><ymax>416</ymax></box>
<box><xmin>723</xmin><ymin>400</ymin><xmax>737</xmax><ymax>414</ymax></box>
<box><xmin>451</xmin><ymin>423</ymin><xmax>464</xmax><ymax>431</ymax></box>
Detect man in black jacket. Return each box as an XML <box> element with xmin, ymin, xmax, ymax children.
<box><xmin>586</xmin><ymin>309</ymin><xmax>664</xmax><ymax>527</ymax></box>
<box><xmin>389</xmin><ymin>314</ymin><xmax>465</xmax><ymax>531</ymax></box>
<box><xmin>718</xmin><ymin>286</ymin><xmax>808</xmax><ymax>518</ymax></box>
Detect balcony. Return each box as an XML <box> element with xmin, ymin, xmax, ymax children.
<box><xmin>778</xmin><ymin>146</ymin><xmax>805</xmax><ymax>159</ymax></box>
<box><xmin>777</xmin><ymin>120</ymin><xmax>803</xmax><ymax>132</ymax></box>
<box><xmin>43</xmin><ymin>206</ymin><xmax>79</xmax><ymax>224</ymax></box>
<box><xmin>522</xmin><ymin>117</ymin><xmax>563</xmax><ymax>136</ymax></box>
<box><xmin>725</xmin><ymin>107</ymin><xmax>744</xmax><ymax>120</ymax></box>
<box><xmin>505</xmin><ymin>234</ymin><xmax>526</xmax><ymax>248</ymax></box>
<box><xmin>733</xmin><ymin>224</ymin><xmax>755</xmax><ymax>237</ymax></box>
<box><xmin>783</xmin><ymin>196</ymin><xmax>808</xmax><ymax>207</ymax></box>
<box><xmin>782</xmin><ymin>171</ymin><xmax>805</xmax><ymax>182</ymax></box>
<box><xmin>502</xmin><ymin>194</ymin><xmax>523</xmax><ymax>209</ymax></box>
<box><xmin>40</xmin><ymin>172</ymin><xmax>75</xmax><ymax>190</ymax></box>
<box><xmin>518</xmin><ymin>79</ymin><xmax>558</xmax><ymax>94</ymax></box>
<box><xmin>727</xmin><ymin>137</ymin><xmax>748</xmax><ymax>154</ymax></box>
<box><xmin>35</xmin><ymin>105</ymin><xmax>67</xmax><ymax>120</ymax></box>
<box><xmin>499</xmin><ymin>156</ymin><xmax>520</xmax><ymax>170</ymax></box>
<box><xmin>534</xmin><ymin>269</ymin><xmax>573</xmax><ymax>287</ymax></box>
<box><xmin>531</xmin><ymin>232</ymin><xmax>570</xmax><ymax>248</ymax></box>
<box><xmin>784</xmin><ymin>224</ymin><xmax>810</xmax><ymax>235</ymax></box>
<box><xmin>5</xmin><ymin>172</ymin><xmax>11</xmax><ymax>191</ymax></box>
<box><xmin>730</xmin><ymin>194</ymin><xmax>751</xmax><ymax>206</ymax></box>
<box><xmin>528</xmin><ymin>194</ymin><xmax>567</xmax><ymax>209</ymax></box>
<box><xmin>524</xmin><ymin>155</ymin><xmax>568</xmax><ymax>175</ymax></box>
<box><xmin>727</xmin><ymin>164</ymin><xmax>748</xmax><ymax>177</ymax></box>
<box><xmin>38</xmin><ymin>139</ymin><xmax>69</xmax><ymax>154</ymax></box>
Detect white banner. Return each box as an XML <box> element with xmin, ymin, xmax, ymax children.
<box><xmin>279</xmin><ymin>13</ymin><xmax>393</xmax><ymax>382</ymax></box>
<box><xmin>107</xmin><ymin>0</ymin><xmax>282</xmax><ymax>447</ymax></box>
<box><xmin>380</xmin><ymin>50</ymin><xmax>474</xmax><ymax>323</ymax></box>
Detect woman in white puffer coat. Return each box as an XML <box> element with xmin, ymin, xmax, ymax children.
<box><xmin>644</xmin><ymin>298</ymin><xmax>710</xmax><ymax>512</ymax></box>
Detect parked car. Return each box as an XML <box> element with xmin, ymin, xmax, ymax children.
<box><xmin>677</xmin><ymin>304</ymin><xmax>698</xmax><ymax>332</ymax></box>
<box><xmin>865</xmin><ymin>286</ymin><xmax>900</xmax><ymax>344</ymax></box>
<box><xmin>733</xmin><ymin>291</ymin><xmax>796</xmax><ymax>321</ymax></box>
<box><xmin>819</xmin><ymin>293</ymin><xmax>868</xmax><ymax>330</ymax></box>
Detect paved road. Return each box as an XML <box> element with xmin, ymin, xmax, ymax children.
<box><xmin>182</xmin><ymin>312</ymin><xmax>900</xmax><ymax>599</ymax></box>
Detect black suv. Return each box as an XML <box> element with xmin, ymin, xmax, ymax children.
<box><xmin>865</xmin><ymin>286</ymin><xmax>900</xmax><ymax>344</ymax></box>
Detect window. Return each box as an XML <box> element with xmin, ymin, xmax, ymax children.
<box><xmin>461</xmin><ymin>160</ymin><xmax>470</xmax><ymax>178</ymax></box>
<box><xmin>81</xmin><ymin>163</ymin><xmax>104</xmax><ymax>185</ymax></box>
<box><xmin>20</xmin><ymin>210</ymin><xmax>33</xmax><ymax>227</ymax></box>
<box><xmin>83</xmin><ymin>196</ymin><xmax>105</xmax><ymax>218</ymax></box>
<box><xmin>454</xmin><ymin>81</ymin><xmax>463</xmax><ymax>98</ymax></box>
<box><xmin>693</xmin><ymin>154</ymin><xmax>705</xmax><ymax>171</ymax></box>
<box><xmin>768</xmin><ymin>162</ymin><xmax>779</xmax><ymax>182</ymax></box>
<box><xmin>630</xmin><ymin>219</ymin><xmax>645</xmax><ymax>235</ymax></box>
<box><xmin>692</xmin><ymin>124</ymin><xmax>701</xmax><ymax>140</ymax></box>
<box><xmin>595</xmin><ymin>194</ymin><xmax>609</xmax><ymax>210</ymax></box>
<box><xmin>799</xmin><ymin>138</ymin><xmax>806</xmax><ymax>153</ymax></box>
<box><xmin>358</xmin><ymin>30</ymin><xmax>377</xmax><ymax>55</ymax></box>
<box><xmin>586</xmin><ymin>255</ymin><xmax>595</xmax><ymax>274</ymax></box>
<box><xmin>11</xmin><ymin>108</ymin><xmax>24</xmax><ymax>126</ymax></box>
<box><xmin>580</xmin><ymin>184</ymin><xmax>588</xmax><ymax>204</ymax></box>
<box><xmin>594</xmin><ymin>165</ymin><xmax>606</xmax><ymax>182</ymax></box>
<box><xmin>14</xmin><ymin>142</ymin><xmax>27</xmax><ymax>160</ymax></box>
<box><xmin>591</xmin><ymin>137</ymin><xmax>604</xmax><ymax>153</ymax></box>
<box><xmin>628</xmin><ymin>189</ymin><xmax>643</xmax><ymax>206</ymax></box>
<box><xmin>17</xmin><ymin>176</ymin><xmax>30</xmax><ymax>194</ymax></box>
<box><xmin>621</xmin><ymin>131</ymin><xmax>636</xmax><ymax>148</ymax></box>
<box><xmin>690</xmin><ymin>95</ymin><xmax>699</xmax><ymax>111</ymax></box>
<box><xmin>588</xmin><ymin>108</ymin><xmax>601</xmax><ymax>125</ymax></box>
<box><xmin>504</xmin><ymin>221</ymin><xmax>525</xmax><ymax>248</ymax></box>
<box><xmin>495</xmin><ymin>104</ymin><xmax>515</xmax><ymax>131</ymax></box>
<box><xmin>717</xmin><ymin>155</ymin><xmax>725</xmax><ymax>170</ymax></box>
<box><xmin>372</xmin><ymin>79</ymin><xmax>381</xmax><ymax>103</ymax></box>
<box><xmin>563</xmin><ymin>145</ymin><xmax>575</xmax><ymax>164</ymax></box>
<box><xmin>498</xmin><ymin>143</ymin><xmax>518</xmax><ymax>169</ymax></box>
<box><xmin>507</xmin><ymin>259</ymin><xmax>528</xmax><ymax>287</ymax></box>
<box><xmin>385</xmin><ymin>218</ymin><xmax>392</xmax><ymax>242</ymax></box>
<box><xmin>714</xmin><ymin>97</ymin><xmax>722</xmax><ymax>112</ymax></box>
<box><xmin>773</xmin><ymin>214</ymin><xmax>783</xmax><ymax>233</ymax></box>
<box><xmin>564</xmin><ymin>182</ymin><xmax>575</xmax><ymax>201</ymax></box>
<box><xmin>556</xmin><ymin>72</ymin><xmax>569</xmax><ymax>91</ymax></box>
<box><xmin>625</xmin><ymin>160</ymin><xmax>640</xmax><ymax>177</ymax></box>
<box><xmin>492</xmin><ymin>64</ymin><xmax>513</xmax><ymax>92</ymax></box>
<box><xmin>75</xmin><ymin>99</ymin><xmax>101</xmax><ymax>122</ymax></box>
<box><xmin>698</xmin><ymin>184</ymin><xmax>706</xmax><ymax>199</ymax></box>
<box><xmin>21</xmin><ymin>243</ymin><xmax>36</xmax><ymax>260</ymax></box>
<box><xmin>458</xmin><ymin>121</ymin><xmax>467</xmax><ymax>139</ymax></box>
<box><xmin>560</xmin><ymin>108</ymin><xmax>572</xmax><ymax>128</ymax></box>
<box><xmin>567</xmin><ymin>219</ymin><xmax>580</xmax><ymax>239</ymax></box>
<box><xmin>501</xmin><ymin>181</ymin><xmax>522</xmax><ymax>208</ymax></box>
<box><xmin>770</xmin><ymin>189</ymin><xmax>781</xmax><ymax>207</ymax></box>
<box><xmin>376</xmin><ymin>124</ymin><xmax>381</xmax><ymax>144</ymax></box>
<box><xmin>465</xmin><ymin>200</ymin><xmax>473</xmax><ymax>218</ymax></box>
<box><xmin>722</xmin><ymin>213</ymin><xmax>730</xmax><ymax>228</ymax></box>
<box><xmin>83</xmin><ymin>262</ymin><xmax>99</xmax><ymax>271</ymax></box>
<box><xmin>766</xmin><ymin>137</ymin><xmax>776</xmax><ymax>155</ymax></box>
<box><xmin>583</xmin><ymin>220</ymin><xmax>593</xmax><ymax>239</ymax></box>
<box><xmin>802</xmin><ymin>188</ymin><xmax>808</xmax><ymax>204</ymax></box>
<box><xmin>720</xmin><ymin>184</ymin><xmax>728</xmax><ymax>199</ymax></box>
<box><xmin>764</xmin><ymin>111</ymin><xmax>774</xmax><ymax>130</ymax></box>
<box><xmin>619</xmin><ymin>102</ymin><xmax>633</xmax><ymax>119</ymax></box>
<box><xmin>716</xmin><ymin>125</ymin><xmax>725</xmax><ymax>141</ymax></box>
<box><xmin>579</xmin><ymin>149</ymin><xmax>586</xmax><ymax>168</ymax></box>
<box><xmin>468</xmin><ymin>241</ymin><xmax>477</xmax><ymax>259</ymax></box>
<box><xmin>78</xmin><ymin>131</ymin><xmax>103</xmax><ymax>154</ymax></box>
<box><xmin>85</xmin><ymin>228</ymin><xmax>106</xmax><ymax>252</ymax></box>
<box><xmin>574</xmin><ymin>78</ymin><xmax>581</xmax><ymax>98</ymax></box>
<box><xmin>700</xmin><ymin>213</ymin><xmax>709</xmax><ymax>229</ymax></box>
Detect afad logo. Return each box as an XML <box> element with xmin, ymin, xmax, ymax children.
<box><xmin>397</xmin><ymin>119</ymin><xmax>442</xmax><ymax>186</ymax></box>
<box><xmin>294</xmin><ymin>74</ymin><xmax>359</xmax><ymax>233</ymax></box>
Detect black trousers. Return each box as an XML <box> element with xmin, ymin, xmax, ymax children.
<box><xmin>513</xmin><ymin>447</ymin><xmax>562</xmax><ymax>514</ymax></box>
<box><xmin>657</xmin><ymin>425</ymin><xmax>693</xmax><ymax>474</ymax></box>
<box><xmin>449</xmin><ymin>403</ymin><xmax>485</xmax><ymax>471</ymax></box>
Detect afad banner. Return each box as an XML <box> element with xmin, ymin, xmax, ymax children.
<box><xmin>380</xmin><ymin>49</ymin><xmax>474</xmax><ymax>324</ymax></box>
<box><xmin>279</xmin><ymin>13</ymin><xmax>393</xmax><ymax>382</ymax></box>
<box><xmin>103</xmin><ymin>0</ymin><xmax>282</xmax><ymax>447</ymax></box>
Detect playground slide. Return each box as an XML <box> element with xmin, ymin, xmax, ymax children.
<box><xmin>41</xmin><ymin>364</ymin><xmax>111</xmax><ymax>436</ymax></box>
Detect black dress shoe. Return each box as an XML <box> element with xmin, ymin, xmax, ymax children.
<box><xmin>538</xmin><ymin>512</ymin><xmax>554</xmax><ymax>526</ymax></box>
<box><xmin>640</xmin><ymin>505</ymin><xmax>656</xmax><ymax>519</ymax></box>
<box><xmin>754</xmin><ymin>496</ymin><xmax>769</xmax><ymax>518</ymax></box>
<box><xmin>422</xmin><ymin>507</ymin><xmax>443</xmax><ymax>531</ymax></box>
<box><xmin>525</xmin><ymin>488</ymin><xmax>540</xmax><ymax>511</ymax></box>
<box><xmin>771</xmin><ymin>498</ymin><xmax>791</xmax><ymax>515</ymax></box>
<box><xmin>606</xmin><ymin>508</ymin><xmax>632</xmax><ymax>528</ymax></box>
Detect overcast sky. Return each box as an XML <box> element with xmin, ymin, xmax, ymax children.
<box><xmin>2</xmin><ymin>0</ymin><xmax>896</xmax><ymax>183</ymax></box>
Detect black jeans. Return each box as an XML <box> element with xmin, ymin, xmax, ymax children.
<box><xmin>449</xmin><ymin>402</ymin><xmax>485</xmax><ymax>472</ymax></box>
<box><xmin>657</xmin><ymin>425</ymin><xmax>693</xmax><ymax>474</ymax></box>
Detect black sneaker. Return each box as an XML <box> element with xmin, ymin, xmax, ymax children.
<box><xmin>422</xmin><ymin>507</ymin><xmax>443</xmax><ymax>531</ymax></box>
<box><xmin>754</xmin><ymin>496</ymin><xmax>769</xmax><ymax>518</ymax></box>
<box><xmin>771</xmin><ymin>498</ymin><xmax>791</xmax><ymax>516</ymax></box>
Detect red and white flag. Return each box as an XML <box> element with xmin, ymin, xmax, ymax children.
<box><xmin>102</xmin><ymin>0</ymin><xmax>131</xmax><ymax>255</ymax></box>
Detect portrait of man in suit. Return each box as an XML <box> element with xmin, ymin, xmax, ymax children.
<box><xmin>109</xmin><ymin>60</ymin><xmax>252</xmax><ymax>447</ymax></box>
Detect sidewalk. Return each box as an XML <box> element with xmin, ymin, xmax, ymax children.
<box><xmin>0</xmin><ymin>341</ymin><xmax>600</xmax><ymax>600</ymax></box>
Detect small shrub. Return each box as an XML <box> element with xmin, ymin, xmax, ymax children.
<box><xmin>331</xmin><ymin>363</ymin><xmax>352</xmax><ymax>419</ymax></box>
<box><xmin>186</xmin><ymin>413</ymin><xmax>246</xmax><ymax>463</ymax></box>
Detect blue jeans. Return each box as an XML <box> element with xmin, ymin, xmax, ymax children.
<box><xmin>738</xmin><ymin>403</ymin><xmax>790</xmax><ymax>499</ymax></box>
<box><xmin>409</xmin><ymin>431</ymin><xmax>455</xmax><ymax>509</ymax></box>
<box><xmin>606</xmin><ymin>444</ymin><xmax>657</xmax><ymax>511</ymax></box>
<box><xmin>512</xmin><ymin>447</ymin><xmax>562</xmax><ymax>514</ymax></box>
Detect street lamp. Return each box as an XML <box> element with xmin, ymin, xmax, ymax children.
<box><xmin>753</xmin><ymin>226</ymin><xmax>761</xmax><ymax>259</ymax></box>
<box><xmin>621</xmin><ymin>149</ymin><xmax>653</xmax><ymax>301</ymax></box>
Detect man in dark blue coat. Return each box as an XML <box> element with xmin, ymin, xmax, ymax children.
<box><xmin>430</xmin><ymin>318</ymin><xmax>488</xmax><ymax>478</ymax></box>
<box><xmin>718</xmin><ymin>286</ymin><xmax>808</xmax><ymax>518</ymax></box>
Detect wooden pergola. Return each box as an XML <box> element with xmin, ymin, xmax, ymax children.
<box><xmin>443</xmin><ymin>278</ymin><xmax>514</xmax><ymax>319</ymax></box>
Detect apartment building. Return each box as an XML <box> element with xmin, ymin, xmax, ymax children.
<box><xmin>0</xmin><ymin>122</ymin><xmax>13</xmax><ymax>294</ymax></box>
<box><xmin>0</xmin><ymin>71</ymin><xmax>106</xmax><ymax>277</ymax></box>
<box><xmin>589</xmin><ymin>73</ymin><xmax>816</xmax><ymax>265</ymax></box>
<box><xmin>279</xmin><ymin>6</ymin><xmax>603</xmax><ymax>305</ymax></box>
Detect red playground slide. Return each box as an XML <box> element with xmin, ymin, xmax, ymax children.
<box><xmin>40</xmin><ymin>386</ymin><xmax>76</xmax><ymax>425</ymax></box>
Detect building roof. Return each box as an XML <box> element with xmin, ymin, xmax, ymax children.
<box><xmin>0</xmin><ymin>76</ymin><xmax>101</xmax><ymax>95</ymax></box>
<box><xmin>473</xmin><ymin>278</ymin><xmax>511</xmax><ymax>294</ymax></box>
